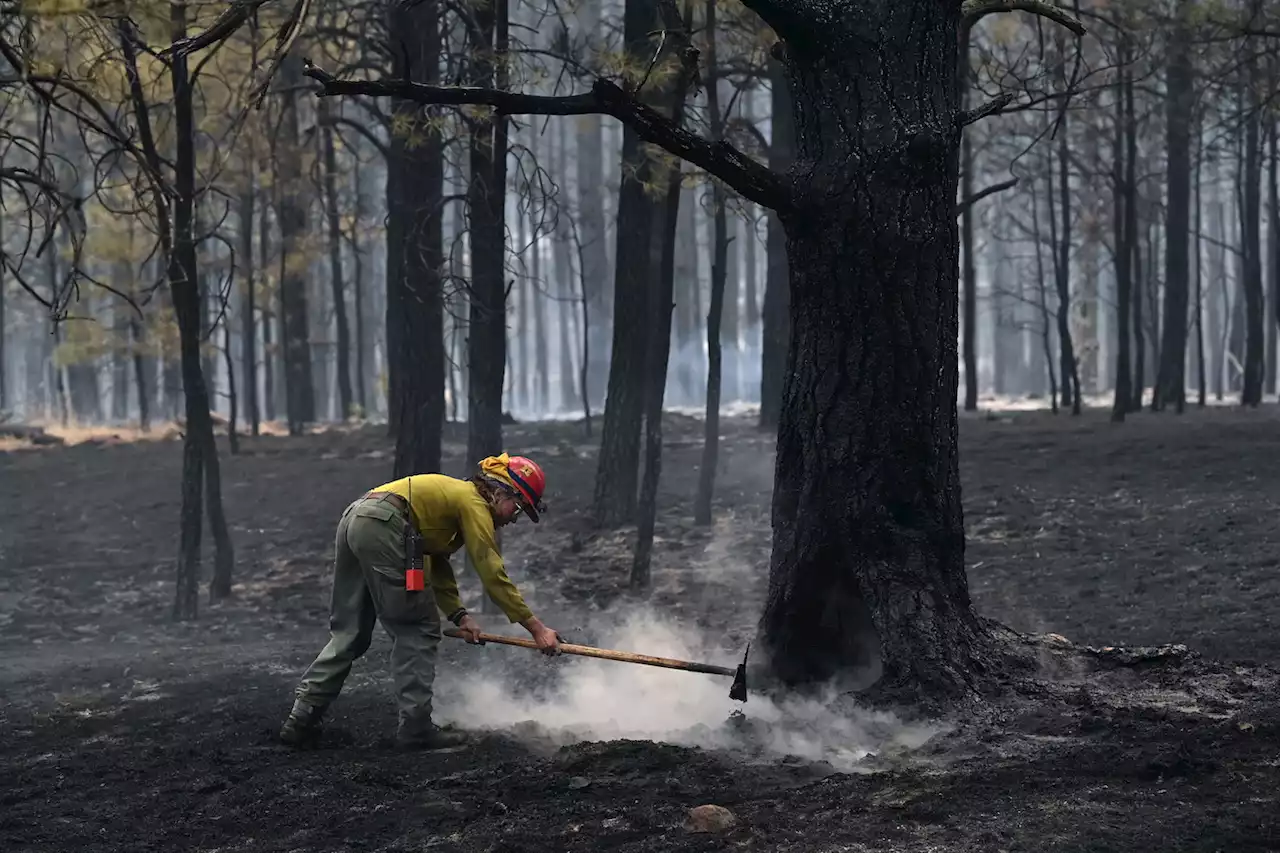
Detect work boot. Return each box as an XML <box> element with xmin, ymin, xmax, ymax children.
<box><xmin>395</xmin><ymin>718</ymin><xmax>469</xmax><ymax>753</ymax></box>
<box><xmin>279</xmin><ymin>700</ymin><xmax>326</xmax><ymax>747</ymax></box>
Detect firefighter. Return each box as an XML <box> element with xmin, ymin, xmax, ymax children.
<box><xmin>279</xmin><ymin>453</ymin><xmax>559</xmax><ymax>751</ymax></box>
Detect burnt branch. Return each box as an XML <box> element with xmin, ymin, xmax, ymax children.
<box><xmin>955</xmin><ymin>177</ymin><xmax>1018</xmax><ymax>217</ymax></box>
<box><xmin>961</xmin><ymin>0</ymin><xmax>1086</xmax><ymax>36</ymax></box>
<box><xmin>162</xmin><ymin>0</ymin><xmax>277</xmax><ymax>58</ymax></box>
<box><xmin>959</xmin><ymin>92</ymin><xmax>1016</xmax><ymax>127</ymax></box>
<box><xmin>302</xmin><ymin>60</ymin><xmax>792</xmax><ymax>211</ymax></box>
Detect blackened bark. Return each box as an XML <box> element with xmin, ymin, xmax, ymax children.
<box><xmin>1240</xmin><ymin>23</ymin><xmax>1264</xmax><ymax>407</ymax></box>
<box><xmin>591</xmin><ymin>0</ymin><xmax>667</xmax><ymax>528</ymax></box>
<box><xmin>758</xmin><ymin>55</ymin><xmax>793</xmax><ymax>432</ymax></box>
<box><xmin>130</xmin><ymin>313</ymin><xmax>150</xmax><ymax>432</ymax></box>
<box><xmin>111</xmin><ymin>289</ymin><xmax>129</xmax><ymax>422</ymax></box>
<box><xmin>352</xmin><ymin>156</ymin><xmax>368</xmax><ymax>416</ymax></box>
<box><xmin>632</xmin><ymin>2</ymin><xmax>695</xmax><ymax>590</ymax></box>
<box><xmin>695</xmin><ymin>0</ymin><xmax>727</xmax><ymax>527</ymax></box>
<box><xmin>1267</xmin><ymin>119</ymin><xmax>1278</xmax><ymax>394</ymax></box>
<box><xmin>1156</xmin><ymin>3</ymin><xmax>1192</xmax><ymax>413</ymax></box>
<box><xmin>1030</xmin><ymin>172</ymin><xmax>1059</xmax><ymax>413</ymax></box>
<box><xmin>319</xmin><ymin>98</ymin><xmax>354</xmax><ymax>420</ymax></box>
<box><xmin>240</xmin><ymin>190</ymin><xmax>259</xmax><ymax>436</ymax></box>
<box><xmin>632</xmin><ymin>161</ymin><xmax>683</xmax><ymax>590</ymax></box>
<box><xmin>259</xmin><ymin>184</ymin><xmax>275</xmax><ymax>422</ymax></box>
<box><xmin>960</xmin><ymin>130</ymin><xmax>977</xmax><ymax>411</ymax></box>
<box><xmin>1048</xmin><ymin>117</ymin><xmax>1080</xmax><ymax>415</ymax></box>
<box><xmin>1130</xmin><ymin>181</ymin><xmax>1145</xmax><ymax>411</ymax></box>
<box><xmin>1111</xmin><ymin>41</ymin><xmax>1132</xmax><ymax>423</ymax></box>
<box><xmin>173</xmin><ymin>7</ymin><xmax>234</xmax><ymax>605</ymax></box>
<box><xmin>465</xmin><ymin>0</ymin><xmax>509</xmax><ymax>468</ymax></box>
<box><xmin>388</xmin><ymin>0</ymin><xmax>445</xmax><ymax>477</ymax></box>
<box><xmin>758</xmin><ymin>10</ymin><xmax>991</xmax><ymax>698</ymax></box>
<box><xmin>127</xmin><ymin>6</ymin><xmax>211</xmax><ymax>618</ymax></box>
<box><xmin>1195</xmin><ymin>137</ymin><xmax>1206</xmax><ymax>407</ymax></box>
<box><xmin>958</xmin><ymin>25</ymin><xmax>977</xmax><ymax>412</ymax></box>
<box><xmin>223</xmin><ymin>288</ymin><xmax>240</xmax><ymax>455</ymax></box>
<box><xmin>278</xmin><ymin>55</ymin><xmax>316</xmax><ymax>435</ymax></box>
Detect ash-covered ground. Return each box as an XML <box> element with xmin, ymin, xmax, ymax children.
<box><xmin>2</xmin><ymin>406</ymin><xmax>1278</xmax><ymax>852</ymax></box>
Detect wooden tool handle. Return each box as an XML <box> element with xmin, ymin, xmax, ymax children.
<box><xmin>443</xmin><ymin>628</ymin><xmax>736</xmax><ymax>678</ymax></box>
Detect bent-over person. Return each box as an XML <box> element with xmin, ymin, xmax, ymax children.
<box><xmin>279</xmin><ymin>453</ymin><xmax>559</xmax><ymax>751</ymax></box>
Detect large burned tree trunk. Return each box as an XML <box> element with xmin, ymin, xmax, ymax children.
<box><xmin>758</xmin><ymin>7</ymin><xmax>990</xmax><ymax>697</ymax></box>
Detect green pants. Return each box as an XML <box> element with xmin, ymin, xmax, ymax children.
<box><xmin>293</xmin><ymin>494</ymin><xmax>442</xmax><ymax>728</ymax></box>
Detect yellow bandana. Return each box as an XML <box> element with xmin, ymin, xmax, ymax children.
<box><xmin>478</xmin><ymin>453</ymin><xmax>517</xmax><ymax>492</ymax></box>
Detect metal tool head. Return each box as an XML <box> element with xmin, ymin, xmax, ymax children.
<box><xmin>729</xmin><ymin>644</ymin><xmax>750</xmax><ymax>703</ymax></box>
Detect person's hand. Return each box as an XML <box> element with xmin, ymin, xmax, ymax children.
<box><xmin>531</xmin><ymin>624</ymin><xmax>561</xmax><ymax>656</ymax></box>
<box><xmin>457</xmin><ymin>614</ymin><xmax>484</xmax><ymax>644</ymax></box>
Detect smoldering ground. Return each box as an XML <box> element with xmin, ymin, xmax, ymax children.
<box><xmin>3</xmin><ymin>409</ymin><xmax>1280</xmax><ymax>852</ymax></box>
<box><xmin>434</xmin><ymin>606</ymin><xmax>946</xmax><ymax>773</ymax></box>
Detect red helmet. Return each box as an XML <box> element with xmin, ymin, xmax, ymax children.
<box><xmin>505</xmin><ymin>456</ymin><xmax>546</xmax><ymax>523</ymax></box>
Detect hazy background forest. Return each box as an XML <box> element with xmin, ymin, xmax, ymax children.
<box><xmin>2</xmin><ymin>0</ymin><xmax>1275</xmax><ymax>440</ymax></box>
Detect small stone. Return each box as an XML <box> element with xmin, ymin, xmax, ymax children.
<box><xmin>567</xmin><ymin>776</ymin><xmax>591</xmax><ymax>790</ymax></box>
<box><xmin>683</xmin><ymin>804</ymin><xmax>737</xmax><ymax>833</ymax></box>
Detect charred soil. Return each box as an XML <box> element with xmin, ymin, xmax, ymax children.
<box><xmin>2</xmin><ymin>406</ymin><xmax>1278</xmax><ymax>852</ymax></box>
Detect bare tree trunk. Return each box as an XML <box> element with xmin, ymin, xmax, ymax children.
<box><xmin>278</xmin><ymin>55</ymin><xmax>316</xmax><ymax>435</ymax></box>
<box><xmin>259</xmin><ymin>175</ymin><xmax>276</xmax><ymax>423</ymax></box>
<box><xmin>1267</xmin><ymin>117</ymin><xmax>1278</xmax><ymax>396</ymax></box>
<box><xmin>695</xmin><ymin>0</ymin><xmax>729</xmax><ymax>526</ymax></box>
<box><xmin>592</xmin><ymin>0</ymin><xmax>668</xmax><ymax>527</ymax></box>
<box><xmin>632</xmin><ymin>3</ymin><xmax>695</xmax><ymax>590</ymax></box>
<box><xmin>1111</xmin><ymin>41</ymin><xmax>1132</xmax><ymax>423</ymax></box>
<box><xmin>111</xmin><ymin>277</ymin><xmax>130</xmax><ymax>422</ymax></box>
<box><xmin>223</xmin><ymin>283</ymin><xmax>240</xmax><ymax>455</ymax></box>
<box><xmin>1195</xmin><ymin>125</ymin><xmax>1206</xmax><ymax>408</ymax></box>
<box><xmin>387</xmin><ymin>0</ymin><xmax>445</xmax><ymax>476</ymax></box>
<box><xmin>240</xmin><ymin>190</ymin><xmax>259</xmax><ymax>436</ymax></box>
<box><xmin>961</xmin><ymin>127</ymin><xmax>978</xmax><ymax>411</ymax></box>
<box><xmin>959</xmin><ymin>25</ymin><xmax>978</xmax><ymax>411</ymax></box>
<box><xmin>758</xmin><ymin>55</ymin><xmax>793</xmax><ymax>431</ymax></box>
<box><xmin>1131</xmin><ymin>196</ymin><xmax>1146</xmax><ymax>411</ymax></box>
<box><xmin>1030</xmin><ymin>172</ymin><xmax>1059</xmax><ymax>412</ymax></box>
<box><xmin>122</xmin><ymin>9</ymin><xmax>235</xmax><ymax>617</ymax></box>
<box><xmin>465</xmin><ymin>0</ymin><xmax>510</xmax><ymax>469</ymax></box>
<box><xmin>1046</xmin><ymin>136</ymin><xmax>1078</xmax><ymax>414</ymax></box>
<box><xmin>318</xmin><ymin>98</ymin><xmax>353</xmax><ymax>420</ymax></box>
<box><xmin>1240</xmin><ymin>17</ymin><xmax>1265</xmax><ymax>406</ymax></box>
<box><xmin>1157</xmin><ymin>1</ymin><xmax>1193</xmax><ymax>412</ymax></box>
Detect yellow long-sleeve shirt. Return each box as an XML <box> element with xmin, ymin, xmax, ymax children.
<box><xmin>369</xmin><ymin>473</ymin><xmax>534</xmax><ymax>624</ymax></box>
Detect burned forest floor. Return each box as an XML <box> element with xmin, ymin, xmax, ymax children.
<box><xmin>2</xmin><ymin>403</ymin><xmax>1279</xmax><ymax>852</ymax></box>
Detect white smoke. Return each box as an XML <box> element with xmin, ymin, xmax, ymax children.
<box><xmin>434</xmin><ymin>606</ymin><xmax>947</xmax><ymax>774</ymax></box>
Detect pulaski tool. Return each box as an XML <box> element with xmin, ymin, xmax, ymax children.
<box><xmin>444</xmin><ymin>629</ymin><xmax>750</xmax><ymax>702</ymax></box>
